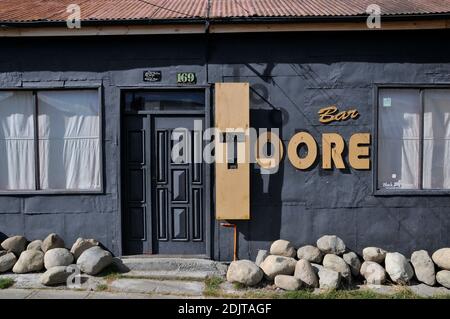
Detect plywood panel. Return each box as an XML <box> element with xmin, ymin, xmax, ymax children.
<box><xmin>215</xmin><ymin>83</ymin><xmax>250</xmax><ymax>220</ymax></box>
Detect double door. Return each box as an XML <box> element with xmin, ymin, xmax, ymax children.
<box><xmin>122</xmin><ymin>112</ymin><xmax>207</xmax><ymax>255</ymax></box>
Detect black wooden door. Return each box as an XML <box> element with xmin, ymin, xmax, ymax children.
<box><xmin>122</xmin><ymin>114</ymin><xmax>151</xmax><ymax>255</ymax></box>
<box><xmin>151</xmin><ymin>115</ymin><xmax>206</xmax><ymax>254</ymax></box>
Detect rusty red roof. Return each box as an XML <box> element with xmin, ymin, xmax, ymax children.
<box><xmin>0</xmin><ymin>0</ymin><xmax>449</xmax><ymax>23</ymax></box>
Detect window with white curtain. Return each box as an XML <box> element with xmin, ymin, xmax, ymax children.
<box><xmin>378</xmin><ymin>88</ymin><xmax>450</xmax><ymax>191</ymax></box>
<box><xmin>0</xmin><ymin>89</ymin><xmax>100</xmax><ymax>192</ymax></box>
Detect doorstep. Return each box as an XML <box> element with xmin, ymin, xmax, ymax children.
<box><xmin>0</xmin><ymin>256</ymin><xmax>228</xmax><ymax>299</ymax></box>
<box><xmin>121</xmin><ymin>255</ymin><xmax>210</xmax><ymax>259</ymax></box>
<box><xmin>120</xmin><ymin>257</ymin><xmax>228</xmax><ymax>280</ymax></box>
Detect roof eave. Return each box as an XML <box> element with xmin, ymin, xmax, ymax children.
<box><xmin>0</xmin><ymin>17</ymin><xmax>207</xmax><ymax>28</ymax></box>
<box><xmin>2</xmin><ymin>12</ymin><xmax>450</xmax><ymax>28</ymax></box>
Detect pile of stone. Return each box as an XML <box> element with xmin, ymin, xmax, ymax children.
<box><xmin>0</xmin><ymin>234</ymin><xmax>113</xmax><ymax>286</ymax></box>
<box><xmin>226</xmin><ymin>235</ymin><xmax>450</xmax><ymax>291</ymax></box>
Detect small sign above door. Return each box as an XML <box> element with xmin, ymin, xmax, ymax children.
<box><xmin>143</xmin><ymin>70</ymin><xmax>162</xmax><ymax>82</ymax></box>
<box><xmin>177</xmin><ymin>72</ymin><xmax>196</xmax><ymax>84</ymax></box>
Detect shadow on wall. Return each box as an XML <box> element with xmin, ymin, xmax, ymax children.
<box><xmin>229</xmin><ymin>109</ymin><xmax>284</xmax><ymax>260</ymax></box>
<box><xmin>0</xmin><ymin>232</ymin><xmax>7</xmax><ymax>242</ymax></box>
<box><xmin>3</xmin><ymin>31</ymin><xmax>450</xmax><ymax>74</ymax></box>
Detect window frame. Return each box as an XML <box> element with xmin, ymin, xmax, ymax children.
<box><xmin>0</xmin><ymin>86</ymin><xmax>103</xmax><ymax>195</ymax></box>
<box><xmin>374</xmin><ymin>83</ymin><xmax>450</xmax><ymax>196</ymax></box>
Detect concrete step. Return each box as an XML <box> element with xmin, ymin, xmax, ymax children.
<box><xmin>109</xmin><ymin>278</ymin><xmax>205</xmax><ymax>296</ymax></box>
<box><xmin>120</xmin><ymin>257</ymin><xmax>228</xmax><ymax>280</ymax></box>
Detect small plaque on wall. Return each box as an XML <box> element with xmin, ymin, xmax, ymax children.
<box><xmin>143</xmin><ymin>70</ymin><xmax>162</xmax><ymax>82</ymax></box>
<box><xmin>177</xmin><ymin>72</ymin><xmax>196</xmax><ymax>84</ymax></box>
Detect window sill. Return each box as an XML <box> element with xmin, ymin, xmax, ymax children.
<box><xmin>0</xmin><ymin>190</ymin><xmax>104</xmax><ymax>196</ymax></box>
<box><xmin>374</xmin><ymin>189</ymin><xmax>450</xmax><ymax>196</ymax></box>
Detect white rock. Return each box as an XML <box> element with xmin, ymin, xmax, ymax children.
<box><xmin>226</xmin><ymin>260</ymin><xmax>263</xmax><ymax>286</ymax></box>
<box><xmin>411</xmin><ymin>250</ymin><xmax>436</xmax><ymax>286</ymax></box>
<box><xmin>41</xmin><ymin>233</ymin><xmax>65</xmax><ymax>253</ymax></box>
<box><xmin>323</xmin><ymin>254</ymin><xmax>351</xmax><ymax>280</ymax></box>
<box><xmin>27</xmin><ymin>240</ymin><xmax>43</xmax><ymax>251</ymax></box>
<box><xmin>259</xmin><ymin>255</ymin><xmax>296</xmax><ymax>280</ymax></box>
<box><xmin>40</xmin><ymin>266</ymin><xmax>71</xmax><ymax>286</ymax></box>
<box><xmin>316</xmin><ymin>235</ymin><xmax>346</xmax><ymax>255</ymax></box>
<box><xmin>44</xmin><ymin>248</ymin><xmax>74</xmax><ymax>269</ymax></box>
<box><xmin>432</xmin><ymin>248</ymin><xmax>450</xmax><ymax>270</ymax></box>
<box><xmin>360</xmin><ymin>261</ymin><xmax>386</xmax><ymax>284</ymax></box>
<box><xmin>343</xmin><ymin>251</ymin><xmax>361</xmax><ymax>277</ymax></box>
<box><xmin>436</xmin><ymin>270</ymin><xmax>450</xmax><ymax>288</ymax></box>
<box><xmin>385</xmin><ymin>252</ymin><xmax>414</xmax><ymax>284</ymax></box>
<box><xmin>270</xmin><ymin>240</ymin><xmax>296</xmax><ymax>258</ymax></box>
<box><xmin>363</xmin><ymin>247</ymin><xmax>387</xmax><ymax>263</ymax></box>
<box><xmin>274</xmin><ymin>275</ymin><xmax>301</xmax><ymax>291</ymax></box>
<box><xmin>318</xmin><ymin>268</ymin><xmax>341</xmax><ymax>289</ymax></box>
<box><xmin>70</xmin><ymin>238</ymin><xmax>99</xmax><ymax>260</ymax></box>
<box><xmin>294</xmin><ymin>259</ymin><xmax>318</xmax><ymax>288</ymax></box>
<box><xmin>76</xmin><ymin>246</ymin><xmax>112</xmax><ymax>275</ymax></box>
<box><xmin>1</xmin><ymin>236</ymin><xmax>27</xmax><ymax>256</ymax></box>
<box><xmin>255</xmin><ymin>250</ymin><xmax>269</xmax><ymax>267</ymax></box>
<box><xmin>12</xmin><ymin>250</ymin><xmax>44</xmax><ymax>273</ymax></box>
<box><xmin>0</xmin><ymin>252</ymin><xmax>17</xmax><ymax>273</ymax></box>
<box><xmin>311</xmin><ymin>263</ymin><xmax>324</xmax><ymax>275</ymax></box>
<box><xmin>297</xmin><ymin>245</ymin><xmax>323</xmax><ymax>263</ymax></box>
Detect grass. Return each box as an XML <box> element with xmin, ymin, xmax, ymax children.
<box><xmin>389</xmin><ymin>286</ymin><xmax>424</xmax><ymax>299</ymax></box>
<box><xmin>233</xmin><ymin>282</ymin><xmax>247</xmax><ymax>290</ymax></box>
<box><xmin>203</xmin><ymin>279</ymin><xmax>450</xmax><ymax>299</ymax></box>
<box><xmin>0</xmin><ymin>278</ymin><xmax>14</xmax><ymax>289</ymax></box>
<box><xmin>203</xmin><ymin>276</ymin><xmax>225</xmax><ymax>296</ymax></box>
<box><xmin>95</xmin><ymin>284</ymin><xmax>109</xmax><ymax>292</ymax></box>
<box><xmin>96</xmin><ymin>265</ymin><xmax>123</xmax><ymax>282</ymax></box>
<box><xmin>277</xmin><ymin>286</ymin><xmax>450</xmax><ymax>299</ymax></box>
<box><xmin>432</xmin><ymin>293</ymin><xmax>450</xmax><ymax>299</ymax></box>
<box><xmin>239</xmin><ymin>288</ymin><xmax>423</xmax><ymax>299</ymax></box>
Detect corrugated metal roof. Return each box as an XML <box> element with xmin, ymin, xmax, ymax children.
<box><xmin>0</xmin><ymin>0</ymin><xmax>449</xmax><ymax>23</ymax></box>
<box><xmin>211</xmin><ymin>0</ymin><xmax>450</xmax><ymax>18</ymax></box>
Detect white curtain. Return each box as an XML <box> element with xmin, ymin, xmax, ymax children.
<box><xmin>423</xmin><ymin>90</ymin><xmax>450</xmax><ymax>189</ymax></box>
<box><xmin>0</xmin><ymin>91</ymin><xmax>35</xmax><ymax>190</ymax></box>
<box><xmin>400</xmin><ymin>113</ymin><xmax>420</xmax><ymax>189</ymax></box>
<box><xmin>378</xmin><ymin>89</ymin><xmax>420</xmax><ymax>189</ymax></box>
<box><xmin>37</xmin><ymin>90</ymin><xmax>100</xmax><ymax>190</ymax></box>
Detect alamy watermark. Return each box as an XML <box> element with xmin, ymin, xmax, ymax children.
<box><xmin>66</xmin><ymin>4</ymin><xmax>81</xmax><ymax>29</ymax></box>
<box><xmin>366</xmin><ymin>4</ymin><xmax>381</xmax><ymax>29</ymax></box>
<box><xmin>169</xmin><ymin>121</ymin><xmax>283</xmax><ymax>175</ymax></box>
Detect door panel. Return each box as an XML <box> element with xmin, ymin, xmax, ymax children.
<box><xmin>152</xmin><ymin>116</ymin><xmax>206</xmax><ymax>254</ymax></box>
<box><xmin>192</xmin><ymin>188</ymin><xmax>203</xmax><ymax>241</ymax></box>
<box><xmin>172</xmin><ymin>169</ymin><xmax>187</xmax><ymax>202</ymax></box>
<box><xmin>128</xmin><ymin>207</ymin><xmax>146</xmax><ymax>240</ymax></box>
<box><xmin>122</xmin><ymin>115</ymin><xmax>151</xmax><ymax>254</ymax></box>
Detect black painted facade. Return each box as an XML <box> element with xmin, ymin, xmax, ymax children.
<box><xmin>0</xmin><ymin>30</ymin><xmax>449</xmax><ymax>261</ymax></box>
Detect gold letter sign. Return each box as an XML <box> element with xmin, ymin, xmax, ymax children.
<box><xmin>215</xmin><ymin>83</ymin><xmax>250</xmax><ymax>220</ymax></box>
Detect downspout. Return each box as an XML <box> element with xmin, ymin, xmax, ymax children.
<box><xmin>205</xmin><ymin>0</ymin><xmax>211</xmax><ymax>84</ymax></box>
<box><xmin>204</xmin><ymin>0</ymin><xmax>216</xmax><ymax>260</ymax></box>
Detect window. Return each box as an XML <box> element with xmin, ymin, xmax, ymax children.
<box><xmin>124</xmin><ymin>90</ymin><xmax>205</xmax><ymax>112</ymax></box>
<box><xmin>377</xmin><ymin>88</ymin><xmax>450</xmax><ymax>191</ymax></box>
<box><xmin>0</xmin><ymin>90</ymin><xmax>101</xmax><ymax>192</ymax></box>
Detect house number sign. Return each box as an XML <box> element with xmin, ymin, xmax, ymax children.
<box><xmin>177</xmin><ymin>72</ymin><xmax>196</xmax><ymax>84</ymax></box>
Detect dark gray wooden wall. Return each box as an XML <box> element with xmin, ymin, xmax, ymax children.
<box><xmin>0</xmin><ymin>30</ymin><xmax>449</xmax><ymax>260</ymax></box>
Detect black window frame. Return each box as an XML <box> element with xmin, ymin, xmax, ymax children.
<box><xmin>374</xmin><ymin>84</ymin><xmax>450</xmax><ymax>196</ymax></box>
<box><xmin>0</xmin><ymin>86</ymin><xmax>104</xmax><ymax>195</ymax></box>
